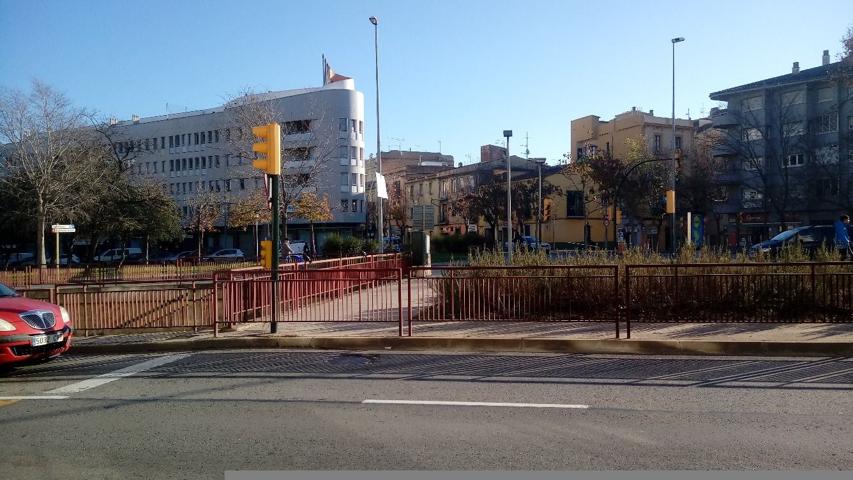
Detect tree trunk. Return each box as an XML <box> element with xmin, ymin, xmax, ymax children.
<box><xmin>36</xmin><ymin>207</ymin><xmax>46</xmax><ymax>268</ymax></box>
<box><xmin>310</xmin><ymin>222</ymin><xmax>316</xmax><ymax>255</ymax></box>
<box><xmin>145</xmin><ymin>234</ymin><xmax>150</xmax><ymax>264</ymax></box>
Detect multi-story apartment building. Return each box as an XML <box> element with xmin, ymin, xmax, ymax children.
<box><xmin>709</xmin><ymin>51</ymin><xmax>853</xmax><ymax>246</ymax></box>
<box><xmin>571</xmin><ymin>108</ymin><xmax>696</xmax><ymax>162</ymax></box>
<box><xmin>570</xmin><ymin>109</ymin><xmax>698</xmax><ymax>250</ymax></box>
<box><xmin>108</xmin><ymin>69</ymin><xmax>366</xmax><ymax>251</ymax></box>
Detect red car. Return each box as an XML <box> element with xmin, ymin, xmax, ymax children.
<box><xmin>0</xmin><ymin>282</ymin><xmax>73</xmax><ymax>367</ymax></box>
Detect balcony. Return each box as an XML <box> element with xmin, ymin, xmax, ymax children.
<box><xmin>712</xmin><ymin>143</ymin><xmax>737</xmax><ymax>157</ymax></box>
<box><xmin>714</xmin><ymin>170</ymin><xmax>742</xmax><ymax>184</ymax></box>
<box><xmin>710</xmin><ymin>108</ymin><xmax>738</xmax><ymax>128</ymax></box>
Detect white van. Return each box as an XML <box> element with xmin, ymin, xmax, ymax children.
<box><xmin>94</xmin><ymin>247</ymin><xmax>143</xmax><ymax>263</ymax></box>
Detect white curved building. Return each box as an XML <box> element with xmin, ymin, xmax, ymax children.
<box><xmin>108</xmin><ymin>70</ymin><xmax>366</xmax><ymax>251</ymax></box>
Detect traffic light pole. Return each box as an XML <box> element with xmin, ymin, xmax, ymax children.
<box><xmin>270</xmin><ymin>174</ymin><xmax>280</xmax><ymax>334</ymax></box>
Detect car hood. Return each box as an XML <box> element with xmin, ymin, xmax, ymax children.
<box><xmin>0</xmin><ymin>296</ymin><xmax>61</xmax><ymax>315</ymax></box>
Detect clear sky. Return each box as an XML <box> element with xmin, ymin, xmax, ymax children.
<box><xmin>1</xmin><ymin>0</ymin><xmax>850</xmax><ymax>164</ymax></box>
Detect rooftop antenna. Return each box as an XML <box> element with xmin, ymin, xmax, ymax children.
<box><xmin>523</xmin><ymin>132</ymin><xmax>530</xmax><ymax>159</ymax></box>
<box><xmin>390</xmin><ymin>137</ymin><xmax>405</xmax><ymax>150</ymax></box>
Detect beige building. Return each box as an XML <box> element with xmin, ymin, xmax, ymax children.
<box><xmin>571</xmin><ymin>107</ymin><xmax>696</xmax><ymax>162</ymax></box>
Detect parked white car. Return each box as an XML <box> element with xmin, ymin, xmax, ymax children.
<box><xmin>94</xmin><ymin>248</ymin><xmax>142</xmax><ymax>263</ymax></box>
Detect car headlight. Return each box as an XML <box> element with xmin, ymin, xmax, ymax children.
<box><xmin>60</xmin><ymin>306</ymin><xmax>71</xmax><ymax>324</ymax></box>
<box><xmin>0</xmin><ymin>318</ymin><xmax>16</xmax><ymax>332</ymax></box>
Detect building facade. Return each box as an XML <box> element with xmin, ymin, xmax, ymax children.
<box><xmin>108</xmin><ymin>73</ymin><xmax>366</xmax><ymax>251</ymax></box>
<box><xmin>709</xmin><ymin>52</ymin><xmax>853</xmax><ymax>246</ymax></box>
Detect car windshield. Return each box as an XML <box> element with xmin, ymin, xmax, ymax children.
<box><xmin>769</xmin><ymin>227</ymin><xmax>808</xmax><ymax>242</ymax></box>
<box><xmin>0</xmin><ymin>283</ymin><xmax>18</xmax><ymax>297</ymax></box>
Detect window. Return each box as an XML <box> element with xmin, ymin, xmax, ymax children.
<box><xmin>742</xmin><ymin>128</ymin><xmax>763</xmax><ymax>141</ymax></box>
<box><xmin>781</xmin><ymin>90</ymin><xmax>805</xmax><ymax>105</ymax></box>
<box><xmin>225</xmin><ymin>179</ymin><xmax>231</xmax><ymax>192</ymax></box>
<box><xmin>817</xmin><ymin>87</ymin><xmax>834</xmax><ymax>103</ymax></box>
<box><xmin>215</xmin><ymin>155</ymin><xmax>220</xmax><ymax>168</ymax></box>
<box><xmin>161</xmin><ymin>161</ymin><xmax>165</xmax><ymax>172</ymax></box>
<box><xmin>200</xmin><ymin>132</ymin><xmax>206</xmax><ymax>144</ymax></box>
<box><xmin>170</xmin><ymin>159</ymin><xmax>175</xmax><ymax>172</ymax></box>
<box><xmin>161</xmin><ymin>137</ymin><xmax>165</xmax><ymax>149</ymax></box>
<box><xmin>201</xmin><ymin>157</ymin><xmax>206</xmax><ymax>169</ymax></box>
<box><xmin>215</xmin><ymin>130</ymin><xmax>219</xmax><ymax>143</ymax></box>
<box><xmin>351</xmin><ymin>119</ymin><xmax>357</xmax><ymax>133</ymax></box>
<box><xmin>207</xmin><ymin>131</ymin><xmax>212</xmax><ymax>143</ymax></box>
<box><xmin>339</xmin><ymin>118</ymin><xmax>347</xmax><ymax>132</ymax></box>
<box><xmin>195</xmin><ymin>157</ymin><xmax>200</xmax><ymax>169</ymax></box>
<box><xmin>352</xmin><ymin>199</ymin><xmax>358</xmax><ymax>212</ymax></box>
<box><xmin>358</xmin><ymin>120</ymin><xmax>363</xmax><ymax>134</ymax></box>
<box><xmin>359</xmin><ymin>147</ymin><xmax>364</xmax><ymax>161</ymax></box>
<box><xmin>341</xmin><ymin>199</ymin><xmax>349</xmax><ymax>212</ymax></box>
<box><xmin>783</xmin><ymin>122</ymin><xmax>805</xmax><ymax>137</ymax></box>
<box><xmin>215</xmin><ymin>180</ymin><xmax>221</xmax><ymax>192</ymax></box>
<box><xmin>743</xmin><ymin>188</ymin><xmax>762</xmax><ymax>200</ymax></box>
<box><xmin>339</xmin><ymin>145</ymin><xmax>348</xmax><ymax>158</ymax></box>
<box><xmin>359</xmin><ymin>174</ymin><xmax>365</xmax><ymax>187</ymax></box>
<box><xmin>209</xmin><ymin>156</ymin><xmax>214</xmax><ymax>168</ymax></box>
<box><xmin>225</xmin><ymin>129</ymin><xmax>230</xmax><ymax>141</ymax></box>
<box><xmin>743</xmin><ymin>157</ymin><xmax>763</xmax><ymax>170</ymax></box>
<box><xmin>784</xmin><ymin>153</ymin><xmax>805</xmax><ymax>167</ymax></box>
<box><xmin>816</xmin><ymin>113</ymin><xmax>838</xmax><ymax>134</ymax></box>
<box><xmin>566</xmin><ymin>191</ymin><xmax>584</xmax><ymax>217</ymax></box>
<box><xmin>351</xmin><ymin>173</ymin><xmax>358</xmax><ymax>186</ymax></box>
<box><xmin>181</xmin><ymin>158</ymin><xmax>187</xmax><ymax>170</ymax></box>
<box><xmin>653</xmin><ymin>135</ymin><xmax>661</xmax><ymax>153</ymax></box>
<box><xmin>282</xmin><ymin>120</ymin><xmax>311</xmax><ymax>134</ymax></box>
<box><xmin>350</xmin><ymin>146</ymin><xmax>357</xmax><ymax>159</ymax></box>
<box><xmin>675</xmin><ymin>136</ymin><xmax>682</xmax><ymax>150</ymax></box>
<box><xmin>741</xmin><ymin>96</ymin><xmax>763</xmax><ymax>112</ymax></box>
<box><xmin>194</xmin><ymin>132</ymin><xmax>199</xmax><ymax>145</ymax></box>
<box><xmin>209</xmin><ymin>180</ymin><xmax>214</xmax><ymax>191</ymax></box>
<box><xmin>169</xmin><ymin>136</ymin><xmax>174</xmax><ymax>148</ymax></box>
<box><xmin>225</xmin><ymin>154</ymin><xmax>230</xmax><ymax>167</ymax></box>
<box><xmin>341</xmin><ymin>173</ymin><xmax>348</xmax><ymax>186</ymax></box>
<box><xmin>240</xmin><ymin>178</ymin><xmax>245</xmax><ymax>190</ymax></box>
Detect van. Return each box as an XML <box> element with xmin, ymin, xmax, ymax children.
<box><xmin>94</xmin><ymin>247</ymin><xmax>143</xmax><ymax>263</ymax></box>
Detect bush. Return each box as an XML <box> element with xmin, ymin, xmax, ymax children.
<box><xmin>431</xmin><ymin>232</ymin><xmax>486</xmax><ymax>255</ymax></box>
<box><xmin>340</xmin><ymin>236</ymin><xmax>363</xmax><ymax>256</ymax></box>
<box><xmin>322</xmin><ymin>234</ymin><xmax>343</xmax><ymax>257</ymax></box>
<box><xmin>363</xmin><ymin>239</ymin><xmax>379</xmax><ymax>254</ymax></box>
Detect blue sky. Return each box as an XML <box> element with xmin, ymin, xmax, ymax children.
<box><xmin>1</xmin><ymin>0</ymin><xmax>850</xmax><ymax>164</ymax></box>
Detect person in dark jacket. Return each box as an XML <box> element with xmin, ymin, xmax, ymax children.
<box><xmin>835</xmin><ymin>214</ymin><xmax>851</xmax><ymax>260</ymax></box>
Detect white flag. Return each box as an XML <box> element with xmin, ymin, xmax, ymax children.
<box><xmin>376</xmin><ymin>173</ymin><xmax>388</xmax><ymax>199</ymax></box>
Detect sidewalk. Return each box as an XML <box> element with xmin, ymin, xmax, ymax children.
<box><xmin>72</xmin><ymin>321</ymin><xmax>853</xmax><ymax>357</ymax></box>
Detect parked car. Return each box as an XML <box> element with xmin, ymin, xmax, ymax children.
<box><xmin>0</xmin><ymin>282</ymin><xmax>73</xmax><ymax>367</ymax></box>
<box><xmin>1</xmin><ymin>252</ymin><xmax>34</xmax><ymax>267</ymax></box>
<box><xmin>94</xmin><ymin>247</ymin><xmax>143</xmax><ymax>264</ymax></box>
<box><xmin>749</xmin><ymin>225</ymin><xmax>852</xmax><ymax>257</ymax></box>
<box><xmin>204</xmin><ymin>248</ymin><xmax>246</xmax><ymax>262</ymax></box>
<box><xmin>11</xmin><ymin>254</ymin><xmax>81</xmax><ymax>267</ymax></box>
<box><xmin>163</xmin><ymin>250</ymin><xmax>201</xmax><ymax>264</ymax></box>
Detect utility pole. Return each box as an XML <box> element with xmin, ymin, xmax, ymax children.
<box><xmin>504</xmin><ymin>130</ymin><xmax>513</xmax><ymax>264</ymax></box>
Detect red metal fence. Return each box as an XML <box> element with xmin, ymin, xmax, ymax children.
<box><xmin>12</xmin><ymin>259</ymin><xmax>853</xmax><ymax>338</ymax></box>
<box><xmin>18</xmin><ymin>281</ymin><xmax>212</xmax><ymax>331</ymax></box>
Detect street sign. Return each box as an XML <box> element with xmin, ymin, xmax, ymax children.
<box><xmin>411</xmin><ymin>205</ymin><xmax>435</xmax><ymax>231</ymax></box>
<box><xmin>51</xmin><ymin>224</ymin><xmax>75</xmax><ymax>233</ymax></box>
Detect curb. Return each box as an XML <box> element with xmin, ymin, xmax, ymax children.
<box><xmin>72</xmin><ymin>336</ymin><xmax>853</xmax><ymax>357</ymax></box>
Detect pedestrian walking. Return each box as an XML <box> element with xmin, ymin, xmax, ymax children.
<box><xmin>835</xmin><ymin>214</ymin><xmax>851</xmax><ymax>260</ymax></box>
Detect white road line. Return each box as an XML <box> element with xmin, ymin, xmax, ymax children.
<box><xmin>362</xmin><ymin>399</ymin><xmax>589</xmax><ymax>409</ymax></box>
<box><xmin>45</xmin><ymin>353</ymin><xmax>191</xmax><ymax>395</ymax></box>
<box><xmin>0</xmin><ymin>396</ymin><xmax>69</xmax><ymax>400</ymax></box>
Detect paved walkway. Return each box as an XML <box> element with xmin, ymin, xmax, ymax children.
<box><xmin>74</xmin><ymin>321</ymin><xmax>853</xmax><ymax>346</ymax></box>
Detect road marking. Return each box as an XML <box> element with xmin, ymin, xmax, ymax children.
<box><xmin>45</xmin><ymin>354</ymin><xmax>191</xmax><ymax>395</ymax></box>
<box><xmin>362</xmin><ymin>399</ymin><xmax>589</xmax><ymax>409</ymax></box>
<box><xmin>0</xmin><ymin>396</ymin><xmax>69</xmax><ymax>400</ymax></box>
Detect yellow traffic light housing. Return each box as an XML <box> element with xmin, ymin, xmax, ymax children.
<box><xmin>252</xmin><ymin>123</ymin><xmax>281</xmax><ymax>175</ymax></box>
<box><xmin>260</xmin><ymin>240</ymin><xmax>273</xmax><ymax>269</ymax></box>
<box><xmin>666</xmin><ymin>190</ymin><xmax>676</xmax><ymax>214</ymax></box>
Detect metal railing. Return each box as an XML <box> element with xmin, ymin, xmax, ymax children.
<box><xmin>407</xmin><ymin>265</ymin><xmax>620</xmax><ymax>336</ymax></box>
<box><xmin>624</xmin><ymin>262</ymin><xmax>853</xmax><ymax>337</ymax></box>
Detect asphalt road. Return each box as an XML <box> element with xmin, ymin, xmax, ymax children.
<box><xmin>1</xmin><ymin>350</ymin><xmax>852</xmax><ymax>478</ymax></box>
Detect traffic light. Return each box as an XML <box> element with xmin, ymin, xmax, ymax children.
<box><xmin>252</xmin><ymin>123</ymin><xmax>281</xmax><ymax>175</ymax></box>
<box><xmin>260</xmin><ymin>240</ymin><xmax>273</xmax><ymax>269</ymax></box>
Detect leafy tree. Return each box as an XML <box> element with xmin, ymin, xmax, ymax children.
<box><xmin>294</xmin><ymin>192</ymin><xmax>332</xmax><ymax>254</ymax></box>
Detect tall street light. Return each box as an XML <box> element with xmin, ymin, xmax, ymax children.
<box><xmin>370</xmin><ymin>15</ymin><xmax>383</xmax><ymax>253</ymax></box>
<box><xmin>534</xmin><ymin>157</ymin><xmax>546</xmax><ymax>246</ymax></box>
<box><xmin>670</xmin><ymin>36</ymin><xmax>685</xmax><ymax>255</ymax></box>
<box><xmin>504</xmin><ymin>130</ymin><xmax>513</xmax><ymax>264</ymax></box>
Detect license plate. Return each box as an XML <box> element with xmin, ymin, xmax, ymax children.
<box><xmin>30</xmin><ymin>333</ymin><xmax>64</xmax><ymax>347</ymax></box>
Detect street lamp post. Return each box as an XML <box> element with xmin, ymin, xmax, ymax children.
<box><xmin>503</xmin><ymin>130</ymin><xmax>513</xmax><ymax>264</ymax></box>
<box><xmin>535</xmin><ymin>158</ymin><xmax>546</xmax><ymax>246</ymax></box>
<box><xmin>370</xmin><ymin>16</ymin><xmax>383</xmax><ymax>253</ymax></box>
<box><xmin>670</xmin><ymin>36</ymin><xmax>685</xmax><ymax>255</ymax></box>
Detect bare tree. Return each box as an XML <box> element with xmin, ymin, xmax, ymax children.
<box><xmin>0</xmin><ymin>80</ymin><xmax>108</xmax><ymax>265</ymax></box>
<box><xmin>185</xmin><ymin>190</ymin><xmax>221</xmax><ymax>259</ymax></box>
<box><xmin>223</xmin><ymin>89</ymin><xmax>338</xmax><ymax>239</ymax></box>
